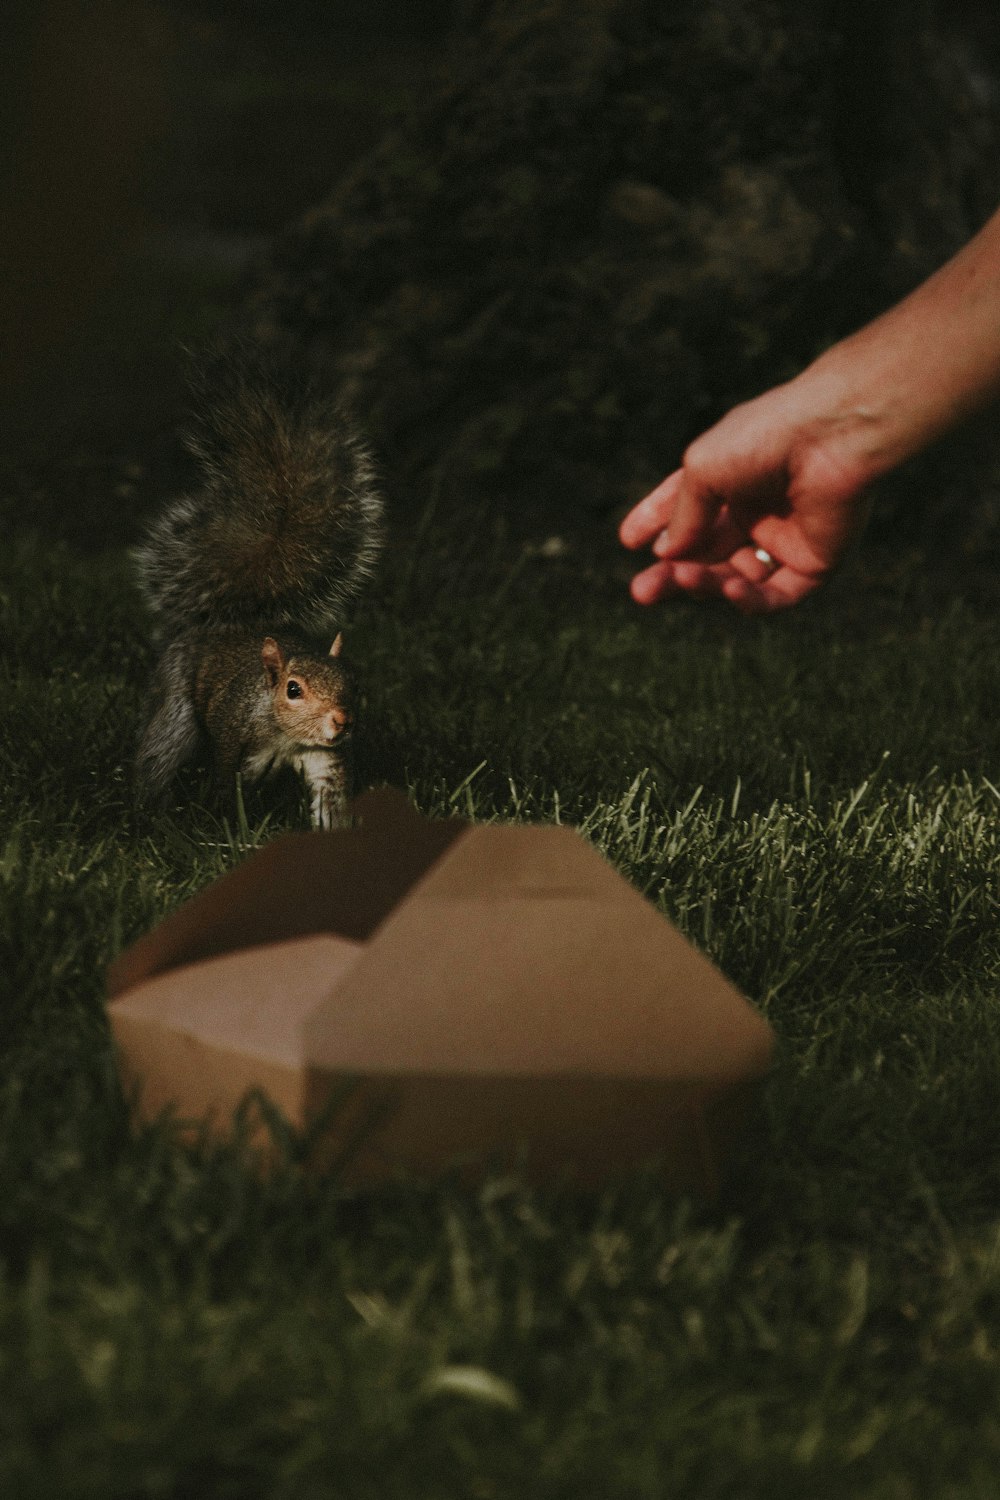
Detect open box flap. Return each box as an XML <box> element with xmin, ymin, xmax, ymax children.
<box><xmin>107</xmin><ymin>788</ymin><xmax>465</xmax><ymax>997</ymax></box>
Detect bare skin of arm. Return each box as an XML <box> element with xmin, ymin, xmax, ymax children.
<box><xmin>620</xmin><ymin>206</ymin><xmax>1000</xmax><ymax>612</ymax></box>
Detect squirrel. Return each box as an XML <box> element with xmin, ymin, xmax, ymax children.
<box><xmin>134</xmin><ymin>343</ymin><xmax>384</xmax><ymax>829</ymax></box>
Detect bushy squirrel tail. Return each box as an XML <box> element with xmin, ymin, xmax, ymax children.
<box><xmin>135</xmin><ymin>341</ymin><xmax>384</xmax><ymax>639</ymax></box>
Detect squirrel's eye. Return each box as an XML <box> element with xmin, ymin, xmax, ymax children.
<box><xmin>286</xmin><ymin>680</ymin><xmax>302</xmax><ymax>700</ymax></box>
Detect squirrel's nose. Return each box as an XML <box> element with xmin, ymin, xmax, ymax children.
<box><xmin>325</xmin><ymin>710</ymin><xmax>351</xmax><ymax>741</ymax></box>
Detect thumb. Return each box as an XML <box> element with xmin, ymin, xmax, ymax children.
<box><xmin>652</xmin><ymin>470</ymin><xmax>722</xmax><ymax>558</ymax></box>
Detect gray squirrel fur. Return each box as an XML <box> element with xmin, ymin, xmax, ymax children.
<box><xmin>134</xmin><ymin>343</ymin><xmax>384</xmax><ymax>827</ymax></box>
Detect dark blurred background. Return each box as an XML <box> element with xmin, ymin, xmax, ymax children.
<box><xmin>3</xmin><ymin>0</ymin><xmax>1000</xmax><ymax>554</ymax></box>
<box><xmin>0</xmin><ymin>0</ymin><xmax>453</xmax><ymax>539</ymax></box>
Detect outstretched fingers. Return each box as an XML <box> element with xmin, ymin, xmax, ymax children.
<box><xmin>629</xmin><ymin>558</ymin><xmax>730</xmax><ymax>605</ymax></box>
<box><xmin>721</xmin><ymin>564</ymin><xmax>823</xmax><ymax>613</ymax></box>
<box><xmin>619</xmin><ymin>470</ymin><xmax>684</xmax><ymax>549</ymax></box>
<box><xmin>619</xmin><ymin>467</ymin><xmax>724</xmax><ymax>556</ymax></box>
<box><xmin>621</xmin><ymin>456</ymin><xmax>832</xmax><ymax>612</ymax></box>
<box><xmin>658</xmin><ymin>470</ymin><xmax>725</xmax><ymax>557</ymax></box>
<box><xmin>727</xmin><ymin>543</ymin><xmax>782</xmax><ymax>584</ymax></box>
<box><xmin>631</xmin><ymin>557</ymin><xmax>822</xmax><ymax>612</ymax></box>
<box><xmin>628</xmin><ymin>559</ymin><xmax>686</xmax><ymax>604</ymax></box>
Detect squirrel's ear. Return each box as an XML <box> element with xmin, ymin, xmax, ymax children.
<box><xmin>261</xmin><ymin>637</ymin><xmax>285</xmax><ymax>685</ymax></box>
<box><xmin>329</xmin><ymin>632</ymin><xmax>344</xmax><ymax>658</ymax></box>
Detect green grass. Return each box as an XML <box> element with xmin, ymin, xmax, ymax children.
<box><xmin>2</xmin><ymin>509</ymin><xmax>1000</xmax><ymax>1498</ymax></box>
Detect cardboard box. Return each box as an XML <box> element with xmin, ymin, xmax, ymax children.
<box><xmin>108</xmin><ymin>789</ymin><xmax>774</xmax><ymax>1191</ymax></box>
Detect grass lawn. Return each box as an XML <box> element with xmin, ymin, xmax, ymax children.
<box><xmin>2</xmin><ymin>501</ymin><xmax>1000</xmax><ymax>1498</ymax></box>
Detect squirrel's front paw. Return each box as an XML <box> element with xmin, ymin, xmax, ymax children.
<box><xmin>298</xmin><ymin>750</ymin><xmax>351</xmax><ymax>831</ymax></box>
<box><xmin>312</xmin><ymin>794</ymin><xmax>349</xmax><ymax>831</ymax></box>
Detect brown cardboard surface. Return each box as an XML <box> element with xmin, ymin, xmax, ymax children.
<box><xmin>111</xmin><ymin>935</ymin><xmax>362</xmax><ymax>1129</ymax></box>
<box><xmin>108</xmin><ymin>790</ymin><xmax>775</xmax><ymax>1189</ymax></box>
<box><xmin>303</xmin><ymin>823</ymin><xmax>772</xmax><ymax>1081</ymax></box>
<box><xmin>113</xmin><ymin>935</ymin><xmax>362</xmax><ymax>1067</ymax></box>
<box><xmin>299</xmin><ymin>1072</ymin><xmax>742</xmax><ymax>1194</ymax></box>
<box><xmin>107</xmin><ymin>788</ymin><xmax>464</xmax><ymax>997</ymax></box>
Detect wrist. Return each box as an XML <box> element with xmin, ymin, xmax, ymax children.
<box><xmin>787</xmin><ymin>335</ymin><xmax>934</xmax><ymax>486</ymax></box>
<box><xmin>798</xmin><ymin>216</ymin><xmax>1000</xmax><ymax>475</ymax></box>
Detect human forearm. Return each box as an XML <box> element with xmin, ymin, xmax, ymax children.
<box><xmin>799</xmin><ymin>205</ymin><xmax>1000</xmax><ymax>481</ymax></box>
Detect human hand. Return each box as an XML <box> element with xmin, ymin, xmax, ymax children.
<box><xmin>619</xmin><ymin>376</ymin><xmax>877</xmax><ymax>612</ymax></box>
<box><xmin>622</xmin><ymin>203</ymin><xmax>1000</xmax><ymax>611</ymax></box>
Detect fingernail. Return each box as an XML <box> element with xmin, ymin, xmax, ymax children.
<box><xmin>652</xmin><ymin>530</ymin><xmax>670</xmax><ymax>557</ymax></box>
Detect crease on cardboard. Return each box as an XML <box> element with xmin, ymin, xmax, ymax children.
<box><xmin>302</xmin><ymin>819</ymin><xmax>773</xmax><ymax>1082</ymax></box>
<box><xmin>110</xmin><ymin>935</ymin><xmax>363</xmax><ymax>1065</ymax></box>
